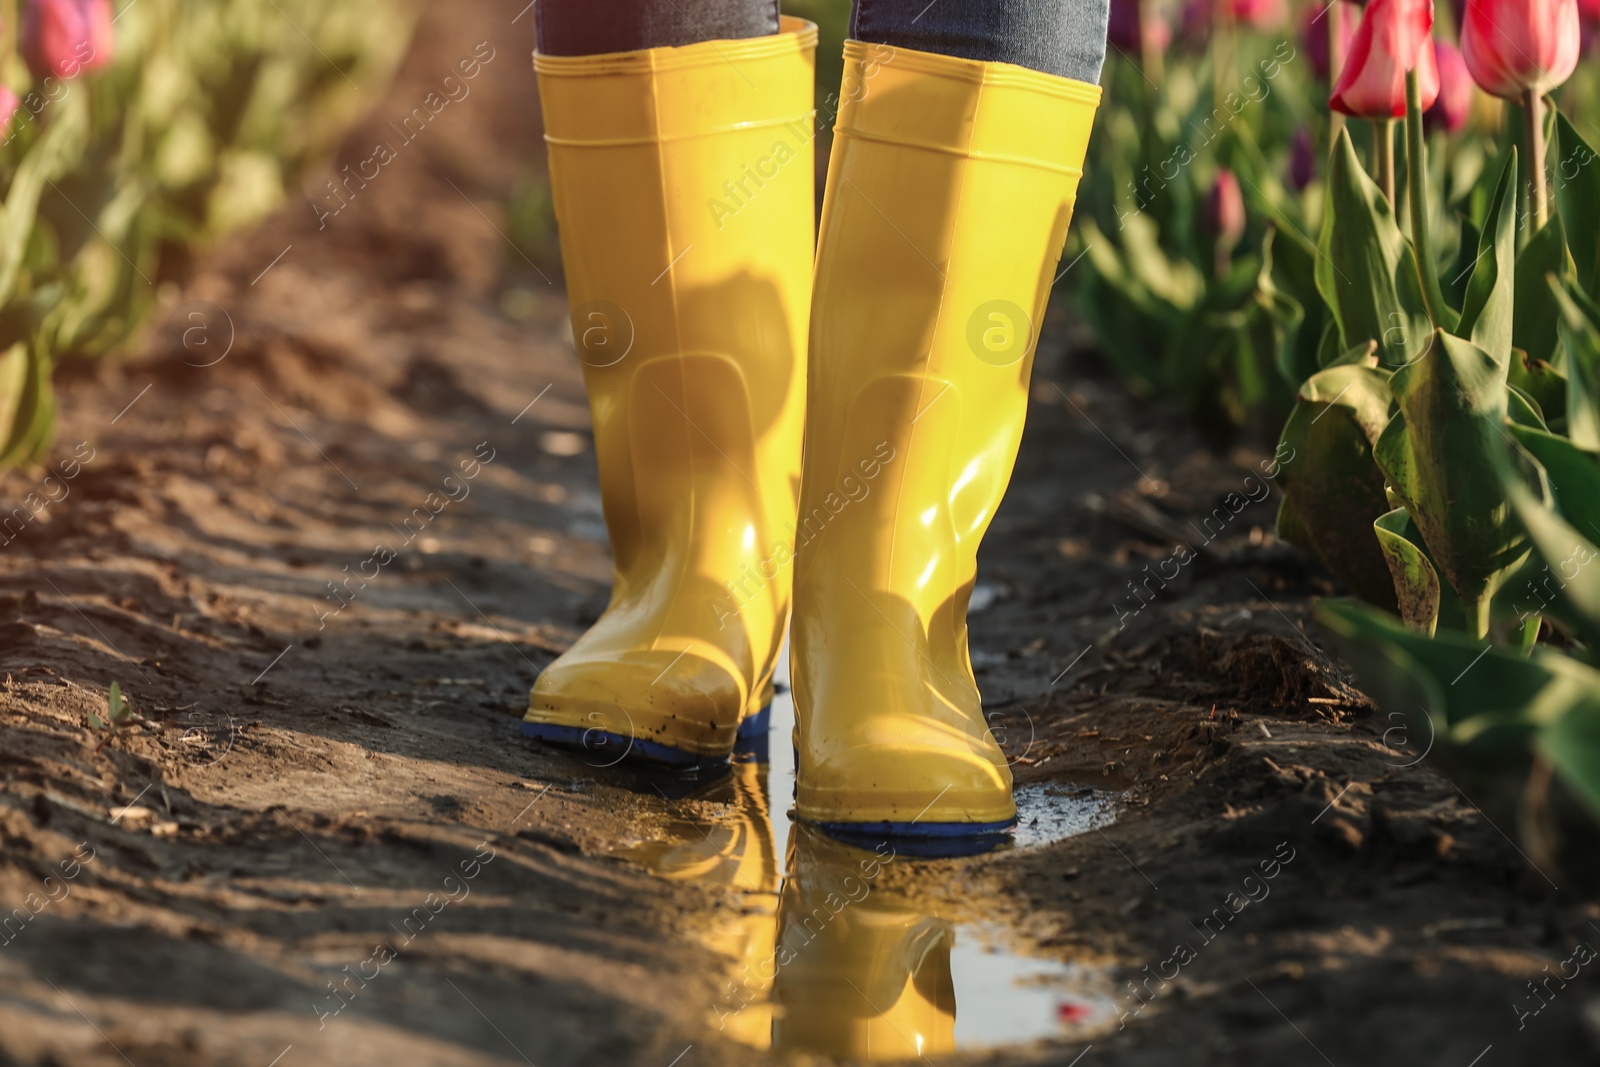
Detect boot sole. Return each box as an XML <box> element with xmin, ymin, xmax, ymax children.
<box><xmin>522</xmin><ymin>703</ymin><xmax>770</xmax><ymax>770</ymax></box>
<box><xmin>812</xmin><ymin>815</ymin><xmax>1018</xmax><ymax>858</ymax></box>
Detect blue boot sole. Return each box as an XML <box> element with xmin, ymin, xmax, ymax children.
<box><xmin>522</xmin><ymin>703</ymin><xmax>770</xmax><ymax>770</ymax></box>
<box><xmin>814</xmin><ymin>815</ymin><xmax>1019</xmax><ymax>858</ymax></box>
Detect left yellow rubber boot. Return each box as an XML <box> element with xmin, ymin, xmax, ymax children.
<box><xmin>523</xmin><ymin>21</ymin><xmax>816</xmax><ymax>767</ymax></box>
<box><xmin>791</xmin><ymin>43</ymin><xmax>1100</xmax><ymax>835</ymax></box>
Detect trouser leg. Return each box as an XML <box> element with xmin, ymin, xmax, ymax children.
<box><xmin>851</xmin><ymin>0</ymin><xmax>1108</xmax><ymax>81</ymax></box>
<box><xmin>532</xmin><ymin>0</ymin><xmax>779</xmax><ymax>55</ymax></box>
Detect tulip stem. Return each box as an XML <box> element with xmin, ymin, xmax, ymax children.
<box><xmin>1405</xmin><ymin>70</ymin><xmax>1453</xmax><ymax>331</ymax></box>
<box><xmin>1524</xmin><ymin>88</ymin><xmax>1548</xmax><ymax>229</ymax></box>
<box><xmin>1373</xmin><ymin>121</ymin><xmax>1396</xmax><ymax>207</ymax></box>
<box><xmin>1136</xmin><ymin>0</ymin><xmax>1163</xmax><ymax>82</ymax></box>
<box><xmin>1214</xmin><ymin>4</ymin><xmax>1236</xmax><ymax>117</ymax></box>
<box><xmin>0</xmin><ymin>0</ymin><xmax>13</xmax><ymax>68</ymax></box>
<box><xmin>1327</xmin><ymin>2</ymin><xmax>1347</xmax><ymax>154</ymax></box>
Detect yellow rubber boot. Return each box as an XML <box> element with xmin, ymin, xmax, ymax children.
<box><xmin>524</xmin><ymin>20</ymin><xmax>817</xmax><ymax>766</ymax></box>
<box><xmin>792</xmin><ymin>43</ymin><xmax>1100</xmax><ymax>831</ymax></box>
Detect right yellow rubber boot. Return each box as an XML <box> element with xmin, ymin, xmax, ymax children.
<box><xmin>523</xmin><ymin>20</ymin><xmax>817</xmax><ymax>767</ymax></box>
<box><xmin>791</xmin><ymin>43</ymin><xmax>1100</xmax><ymax>833</ymax></box>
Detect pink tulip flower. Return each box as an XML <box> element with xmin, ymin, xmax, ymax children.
<box><xmin>1425</xmin><ymin>38</ymin><xmax>1474</xmax><ymax>131</ymax></box>
<box><xmin>1330</xmin><ymin>0</ymin><xmax>1441</xmax><ymax>118</ymax></box>
<box><xmin>23</xmin><ymin>0</ymin><xmax>114</xmax><ymax>81</ymax></box>
<box><xmin>1460</xmin><ymin>0</ymin><xmax>1579</xmax><ymax>98</ymax></box>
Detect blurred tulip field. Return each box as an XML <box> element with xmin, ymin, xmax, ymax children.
<box><xmin>0</xmin><ymin>0</ymin><xmax>410</xmax><ymax>470</ymax></box>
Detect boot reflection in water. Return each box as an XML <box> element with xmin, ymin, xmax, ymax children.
<box><xmin>772</xmin><ymin>824</ymin><xmax>956</xmax><ymax>1060</ymax></box>
<box><xmin>522</xmin><ymin>0</ymin><xmax>1107</xmax><ymax>837</ymax></box>
<box><xmin>621</xmin><ymin>764</ymin><xmax>958</xmax><ymax>1060</ymax></box>
<box><xmin>621</xmin><ymin>761</ymin><xmax>783</xmax><ymax>1049</ymax></box>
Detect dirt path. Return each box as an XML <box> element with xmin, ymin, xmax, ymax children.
<box><xmin>1</xmin><ymin>2</ymin><xmax>1597</xmax><ymax>1065</ymax></box>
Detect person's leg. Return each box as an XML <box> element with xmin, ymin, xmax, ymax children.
<box><xmin>533</xmin><ymin>0</ymin><xmax>778</xmax><ymax>55</ymax></box>
<box><xmin>523</xmin><ymin>5</ymin><xmax>815</xmax><ymax>766</ymax></box>
<box><xmin>851</xmin><ymin>0</ymin><xmax>1108</xmax><ymax>82</ymax></box>
<box><xmin>791</xmin><ymin>1</ymin><xmax>1106</xmax><ymax>836</ymax></box>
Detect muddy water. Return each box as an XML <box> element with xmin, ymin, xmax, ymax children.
<box><xmin>617</xmin><ymin>653</ymin><xmax>1122</xmax><ymax>1059</ymax></box>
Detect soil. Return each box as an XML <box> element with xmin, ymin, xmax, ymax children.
<box><xmin>2</xmin><ymin>2</ymin><xmax>1598</xmax><ymax>1065</ymax></box>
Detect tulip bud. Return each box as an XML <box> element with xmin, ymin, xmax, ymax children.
<box><xmin>1304</xmin><ymin>1</ymin><xmax>1357</xmax><ymax>80</ymax></box>
<box><xmin>1461</xmin><ymin>0</ymin><xmax>1579</xmax><ymax>99</ymax></box>
<box><xmin>1109</xmin><ymin>0</ymin><xmax>1173</xmax><ymax>54</ymax></box>
<box><xmin>0</xmin><ymin>88</ymin><xmax>18</xmax><ymax>140</ymax></box>
<box><xmin>1583</xmin><ymin>0</ymin><xmax>1600</xmax><ymax>53</ymax></box>
<box><xmin>1425</xmin><ymin>38</ymin><xmax>1474</xmax><ymax>131</ymax></box>
<box><xmin>1330</xmin><ymin>0</ymin><xmax>1441</xmax><ymax>118</ymax></box>
<box><xmin>1224</xmin><ymin>0</ymin><xmax>1288</xmax><ymax>30</ymax></box>
<box><xmin>1180</xmin><ymin>0</ymin><xmax>1212</xmax><ymax>43</ymax></box>
<box><xmin>1206</xmin><ymin>167</ymin><xmax>1246</xmax><ymax>258</ymax></box>
<box><xmin>22</xmin><ymin>0</ymin><xmax>114</xmax><ymax>81</ymax></box>
<box><xmin>1289</xmin><ymin>127</ymin><xmax>1316</xmax><ymax>190</ymax></box>
<box><xmin>1206</xmin><ymin>169</ymin><xmax>1246</xmax><ymax>276</ymax></box>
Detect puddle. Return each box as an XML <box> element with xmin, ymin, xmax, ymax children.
<box><xmin>616</xmin><ymin>649</ymin><xmax>1122</xmax><ymax>1059</ymax></box>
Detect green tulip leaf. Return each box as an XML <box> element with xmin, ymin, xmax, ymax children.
<box><xmin>1315</xmin><ymin>317</ymin><xmax>1344</xmax><ymax>370</ymax></box>
<box><xmin>1326</xmin><ymin>339</ymin><xmax>1382</xmax><ymax>370</ymax></box>
<box><xmin>1254</xmin><ymin>228</ymin><xmax>1308</xmax><ymax>398</ymax></box>
<box><xmin>0</xmin><ymin>90</ymin><xmax>89</xmax><ymax>310</ymax></box>
<box><xmin>1501</xmin><ymin>458</ymin><xmax>1600</xmax><ymax>657</ymax></box>
<box><xmin>1316</xmin><ymin>601</ymin><xmax>1450</xmax><ymax>752</ymax></box>
<box><xmin>1316</xmin><ymin>128</ymin><xmax>1432</xmax><ymax>370</ymax></box>
<box><xmin>0</xmin><ymin>344</ymin><xmax>27</xmax><ymax>449</ymax></box>
<box><xmin>1507</xmin><ymin>384</ymin><xmax>1549</xmax><ymax>430</ymax></box>
<box><xmin>1374</xmin><ymin>507</ymin><xmax>1441</xmax><ymax>633</ymax></box>
<box><xmin>1443</xmin><ymin>214</ymin><xmax>1482</xmax><ymax>311</ymax></box>
<box><xmin>1319</xmin><ymin>599</ymin><xmax>1600</xmax><ymax>733</ymax></box>
<box><xmin>0</xmin><ymin>344</ymin><xmax>54</xmax><ymax>470</ymax></box>
<box><xmin>1512</xmin><ymin>214</ymin><xmax>1571</xmax><ymax>365</ymax></box>
<box><xmin>1456</xmin><ymin>149</ymin><xmax>1517</xmax><ymax>360</ymax></box>
<box><xmin>1374</xmin><ymin>330</ymin><xmax>1528</xmax><ymax>636</ymax></box>
<box><xmin>1553</xmin><ymin>111</ymin><xmax>1600</xmax><ymax>300</ymax></box>
<box><xmin>1506</xmin><ymin>423</ymin><xmax>1600</xmax><ymax>538</ymax></box>
<box><xmin>1551</xmin><ymin>277</ymin><xmax>1600</xmax><ymax>450</ymax></box>
<box><xmin>1509</xmin><ymin>349</ymin><xmax>1569</xmax><ymax>435</ymax></box>
<box><xmin>1536</xmin><ymin>695</ymin><xmax>1600</xmax><ymax>821</ymax></box>
<box><xmin>1275</xmin><ymin>360</ymin><xmax>1398</xmax><ymax>610</ymax></box>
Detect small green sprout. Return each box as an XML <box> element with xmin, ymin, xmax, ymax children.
<box><xmin>88</xmin><ymin>683</ymin><xmax>144</xmax><ymax>749</ymax></box>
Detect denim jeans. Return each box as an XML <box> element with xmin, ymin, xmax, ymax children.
<box><xmin>534</xmin><ymin>0</ymin><xmax>1108</xmax><ymax>83</ymax></box>
<box><xmin>533</xmin><ymin>1</ymin><xmax>779</xmax><ymax>56</ymax></box>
